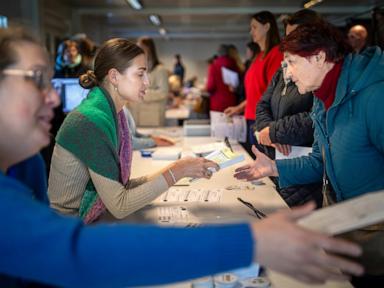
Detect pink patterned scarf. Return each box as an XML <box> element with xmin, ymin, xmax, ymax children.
<box><xmin>83</xmin><ymin>110</ymin><xmax>132</xmax><ymax>223</ymax></box>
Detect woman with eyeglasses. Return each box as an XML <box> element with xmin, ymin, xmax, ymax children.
<box><xmin>0</xmin><ymin>26</ymin><xmax>365</xmax><ymax>287</ymax></box>
<box><xmin>47</xmin><ymin>37</ymin><xmax>218</xmax><ymax>223</ymax></box>
<box><xmin>224</xmin><ymin>11</ymin><xmax>283</xmax><ymax>154</ymax></box>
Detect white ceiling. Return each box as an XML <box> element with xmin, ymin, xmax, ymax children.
<box><xmin>68</xmin><ymin>0</ymin><xmax>384</xmax><ymax>40</ymax></box>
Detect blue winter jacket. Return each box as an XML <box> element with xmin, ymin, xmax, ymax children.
<box><xmin>277</xmin><ymin>46</ymin><xmax>384</xmax><ymax>201</ymax></box>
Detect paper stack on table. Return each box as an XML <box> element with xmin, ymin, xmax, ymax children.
<box><xmin>210</xmin><ymin>111</ymin><xmax>246</xmax><ymax>143</ymax></box>
<box><xmin>161</xmin><ymin>187</ymin><xmax>223</xmax><ymax>203</ymax></box>
<box><xmin>152</xmin><ymin>148</ymin><xmax>182</xmax><ymax>160</ymax></box>
<box><xmin>190</xmin><ymin>142</ymin><xmax>226</xmax><ymax>156</ymax></box>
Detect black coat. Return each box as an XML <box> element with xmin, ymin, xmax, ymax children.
<box><xmin>255</xmin><ymin>68</ymin><xmax>314</xmax><ymax>148</ymax></box>
<box><xmin>255</xmin><ymin>68</ymin><xmax>322</xmax><ymax>208</ymax></box>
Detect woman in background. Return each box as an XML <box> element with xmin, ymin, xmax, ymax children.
<box><xmin>128</xmin><ymin>37</ymin><xmax>169</xmax><ymax>126</ymax></box>
<box><xmin>225</xmin><ymin>11</ymin><xmax>283</xmax><ymax>154</ymax></box>
<box><xmin>54</xmin><ymin>39</ymin><xmax>87</xmax><ymax>78</ymax></box>
<box><xmin>206</xmin><ymin>44</ymin><xmax>239</xmax><ymax>112</ymax></box>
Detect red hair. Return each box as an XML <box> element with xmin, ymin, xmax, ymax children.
<box><xmin>281</xmin><ymin>22</ymin><xmax>351</xmax><ymax>62</ymax></box>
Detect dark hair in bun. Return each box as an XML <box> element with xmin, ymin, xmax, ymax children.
<box><xmin>79</xmin><ymin>38</ymin><xmax>144</xmax><ymax>89</ymax></box>
<box><xmin>79</xmin><ymin>70</ymin><xmax>97</xmax><ymax>89</ymax></box>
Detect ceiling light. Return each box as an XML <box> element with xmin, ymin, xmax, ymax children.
<box><xmin>149</xmin><ymin>15</ymin><xmax>161</xmax><ymax>26</ymax></box>
<box><xmin>126</xmin><ymin>0</ymin><xmax>142</xmax><ymax>10</ymax></box>
<box><xmin>159</xmin><ymin>28</ymin><xmax>167</xmax><ymax>36</ymax></box>
<box><xmin>303</xmin><ymin>0</ymin><xmax>323</xmax><ymax>9</ymax></box>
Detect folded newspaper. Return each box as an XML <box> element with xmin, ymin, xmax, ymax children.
<box><xmin>298</xmin><ymin>191</ymin><xmax>384</xmax><ymax>235</ymax></box>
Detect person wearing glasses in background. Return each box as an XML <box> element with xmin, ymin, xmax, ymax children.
<box><xmin>0</xmin><ymin>27</ymin><xmax>364</xmax><ymax>287</ymax></box>
<box><xmin>234</xmin><ymin>21</ymin><xmax>384</xmax><ymax>287</ymax></box>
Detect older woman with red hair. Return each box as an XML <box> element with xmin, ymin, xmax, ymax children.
<box><xmin>234</xmin><ymin>21</ymin><xmax>384</xmax><ymax>287</ymax></box>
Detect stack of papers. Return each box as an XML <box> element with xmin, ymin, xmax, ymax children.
<box><xmin>210</xmin><ymin>111</ymin><xmax>246</xmax><ymax>143</ymax></box>
<box><xmin>190</xmin><ymin>142</ymin><xmax>226</xmax><ymax>156</ymax></box>
<box><xmin>161</xmin><ymin>188</ymin><xmax>223</xmax><ymax>203</ymax></box>
<box><xmin>157</xmin><ymin>206</ymin><xmax>195</xmax><ymax>224</ymax></box>
<box><xmin>152</xmin><ymin>148</ymin><xmax>182</xmax><ymax>160</ymax></box>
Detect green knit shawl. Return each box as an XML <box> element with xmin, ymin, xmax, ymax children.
<box><xmin>56</xmin><ymin>87</ymin><xmax>120</xmax><ymax>218</ymax></box>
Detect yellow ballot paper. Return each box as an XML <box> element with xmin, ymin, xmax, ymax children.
<box><xmin>205</xmin><ymin>147</ymin><xmax>245</xmax><ymax>169</ymax></box>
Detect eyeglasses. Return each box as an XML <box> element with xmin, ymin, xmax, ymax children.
<box><xmin>237</xmin><ymin>197</ymin><xmax>267</xmax><ymax>219</ymax></box>
<box><xmin>2</xmin><ymin>68</ymin><xmax>52</xmax><ymax>91</ymax></box>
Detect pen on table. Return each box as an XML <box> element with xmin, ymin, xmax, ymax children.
<box><xmin>163</xmin><ymin>190</ymin><xmax>169</xmax><ymax>202</ymax></box>
<box><xmin>204</xmin><ymin>190</ymin><xmax>210</xmax><ymax>202</ymax></box>
<box><xmin>184</xmin><ymin>190</ymin><xmax>191</xmax><ymax>202</ymax></box>
<box><xmin>237</xmin><ymin>197</ymin><xmax>267</xmax><ymax>219</ymax></box>
<box><xmin>224</xmin><ymin>136</ymin><xmax>234</xmax><ymax>153</ymax></box>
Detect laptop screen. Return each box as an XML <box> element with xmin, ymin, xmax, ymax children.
<box><xmin>52</xmin><ymin>78</ymin><xmax>89</xmax><ymax>113</ymax></box>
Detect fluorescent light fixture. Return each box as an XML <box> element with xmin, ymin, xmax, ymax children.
<box><xmin>126</xmin><ymin>0</ymin><xmax>142</xmax><ymax>10</ymax></box>
<box><xmin>159</xmin><ymin>28</ymin><xmax>167</xmax><ymax>36</ymax></box>
<box><xmin>303</xmin><ymin>0</ymin><xmax>323</xmax><ymax>9</ymax></box>
<box><xmin>149</xmin><ymin>14</ymin><xmax>161</xmax><ymax>26</ymax></box>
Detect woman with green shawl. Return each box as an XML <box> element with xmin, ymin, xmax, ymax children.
<box><xmin>48</xmin><ymin>38</ymin><xmax>218</xmax><ymax>223</ymax></box>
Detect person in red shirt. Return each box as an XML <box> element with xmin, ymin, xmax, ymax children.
<box><xmin>225</xmin><ymin>11</ymin><xmax>283</xmax><ymax>153</ymax></box>
<box><xmin>206</xmin><ymin>44</ymin><xmax>239</xmax><ymax>112</ymax></box>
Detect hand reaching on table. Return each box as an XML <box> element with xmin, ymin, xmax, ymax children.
<box><xmin>234</xmin><ymin>146</ymin><xmax>278</xmax><ymax>181</ymax></box>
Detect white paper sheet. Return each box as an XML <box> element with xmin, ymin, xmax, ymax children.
<box><xmin>221</xmin><ymin>67</ymin><xmax>239</xmax><ymax>88</ymax></box>
<box><xmin>275</xmin><ymin>146</ymin><xmax>312</xmax><ymax>160</ymax></box>
<box><xmin>161</xmin><ymin>188</ymin><xmax>223</xmax><ymax>203</ymax></box>
<box><xmin>298</xmin><ymin>191</ymin><xmax>384</xmax><ymax>235</ymax></box>
<box><xmin>210</xmin><ymin>111</ymin><xmax>246</xmax><ymax>143</ymax></box>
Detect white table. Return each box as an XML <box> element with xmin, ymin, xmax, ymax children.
<box><xmin>122</xmin><ymin>135</ymin><xmax>285</xmax><ymax>225</ymax></box>
<box><xmin>119</xmin><ymin>130</ymin><xmax>353</xmax><ymax>288</ymax></box>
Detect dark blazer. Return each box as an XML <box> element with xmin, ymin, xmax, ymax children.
<box><xmin>255</xmin><ymin>68</ymin><xmax>322</xmax><ymax>207</ymax></box>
